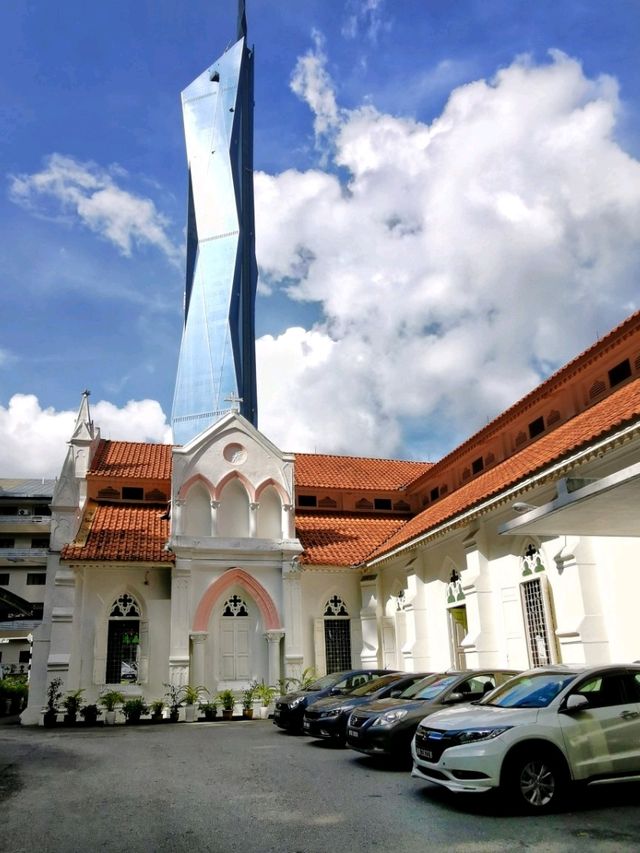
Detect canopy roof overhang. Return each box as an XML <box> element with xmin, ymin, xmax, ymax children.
<box><xmin>499</xmin><ymin>461</ymin><xmax>640</xmax><ymax>538</ymax></box>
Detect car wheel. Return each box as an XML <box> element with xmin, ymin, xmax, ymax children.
<box><xmin>504</xmin><ymin>749</ymin><xmax>567</xmax><ymax>813</ymax></box>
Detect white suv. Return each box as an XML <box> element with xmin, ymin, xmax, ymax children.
<box><xmin>411</xmin><ymin>664</ymin><xmax>640</xmax><ymax>812</ymax></box>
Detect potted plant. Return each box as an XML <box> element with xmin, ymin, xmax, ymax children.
<box><xmin>218</xmin><ymin>689</ymin><xmax>236</xmax><ymax>720</ymax></box>
<box><xmin>200</xmin><ymin>699</ymin><xmax>218</xmax><ymax>721</ymax></box>
<box><xmin>43</xmin><ymin>677</ymin><xmax>63</xmax><ymax>727</ymax></box>
<box><xmin>99</xmin><ymin>689</ymin><xmax>124</xmax><ymax>725</ymax></box>
<box><xmin>242</xmin><ymin>682</ymin><xmax>256</xmax><ymax>719</ymax></box>
<box><xmin>80</xmin><ymin>703</ymin><xmax>99</xmax><ymax>726</ymax></box>
<box><xmin>122</xmin><ymin>697</ymin><xmax>148</xmax><ymax>724</ymax></box>
<box><xmin>163</xmin><ymin>683</ymin><xmax>183</xmax><ymax>722</ymax></box>
<box><xmin>182</xmin><ymin>685</ymin><xmax>208</xmax><ymax>723</ymax></box>
<box><xmin>62</xmin><ymin>688</ymin><xmax>84</xmax><ymax>726</ymax></box>
<box><xmin>254</xmin><ymin>681</ymin><xmax>278</xmax><ymax>719</ymax></box>
<box><xmin>149</xmin><ymin>699</ymin><xmax>165</xmax><ymax>722</ymax></box>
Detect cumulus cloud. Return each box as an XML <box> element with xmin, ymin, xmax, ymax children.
<box><xmin>0</xmin><ymin>395</ymin><xmax>171</xmax><ymax>478</ymax></box>
<box><xmin>8</xmin><ymin>154</ymin><xmax>181</xmax><ymax>265</ymax></box>
<box><xmin>254</xmin><ymin>49</ymin><xmax>640</xmax><ymax>458</ymax></box>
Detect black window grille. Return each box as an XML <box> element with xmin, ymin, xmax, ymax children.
<box><xmin>106</xmin><ymin>619</ymin><xmax>140</xmax><ymax>684</ymax></box>
<box><xmin>324</xmin><ymin>619</ymin><xmax>351</xmax><ymax>673</ymax></box>
<box><xmin>521</xmin><ymin>579</ymin><xmax>552</xmax><ymax>667</ymax></box>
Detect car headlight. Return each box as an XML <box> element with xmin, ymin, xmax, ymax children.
<box><xmin>371</xmin><ymin>709</ymin><xmax>408</xmax><ymax>727</ymax></box>
<box><xmin>288</xmin><ymin>697</ymin><xmax>305</xmax><ymax>709</ymax></box>
<box><xmin>322</xmin><ymin>708</ymin><xmax>341</xmax><ymax>717</ymax></box>
<box><xmin>453</xmin><ymin>727</ymin><xmax>512</xmax><ymax>744</ymax></box>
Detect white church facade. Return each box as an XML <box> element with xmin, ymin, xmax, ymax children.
<box><xmin>21</xmin><ymin>309</ymin><xmax>640</xmax><ymax>724</ymax></box>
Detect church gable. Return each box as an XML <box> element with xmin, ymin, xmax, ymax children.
<box><xmin>171</xmin><ymin>412</ymin><xmax>294</xmax><ymax>544</ymax></box>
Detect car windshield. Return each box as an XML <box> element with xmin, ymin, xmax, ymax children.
<box><xmin>351</xmin><ymin>674</ymin><xmax>401</xmax><ymax>697</ymax></box>
<box><xmin>479</xmin><ymin>671</ymin><xmax>578</xmax><ymax>708</ymax></box>
<box><xmin>305</xmin><ymin>672</ymin><xmax>349</xmax><ymax>691</ymax></box>
<box><xmin>399</xmin><ymin>673</ymin><xmax>450</xmax><ymax>700</ymax></box>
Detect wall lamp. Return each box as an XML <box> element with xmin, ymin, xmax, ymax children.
<box><xmin>512</xmin><ymin>501</ymin><xmax>538</xmax><ymax>514</ymax></box>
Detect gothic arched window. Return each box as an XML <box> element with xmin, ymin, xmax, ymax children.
<box><xmin>323</xmin><ymin>595</ymin><xmax>351</xmax><ymax>673</ymax></box>
<box><xmin>106</xmin><ymin>594</ymin><xmax>141</xmax><ymax>684</ymax></box>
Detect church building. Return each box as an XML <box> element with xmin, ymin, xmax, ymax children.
<box><xmin>21</xmin><ymin>6</ymin><xmax>640</xmax><ymax>724</ymax></box>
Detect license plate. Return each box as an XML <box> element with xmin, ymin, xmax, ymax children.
<box><xmin>303</xmin><ymin>720</ymin><xmax>310</xmax><ymax>730</ymax></box>
<box><xmin>417</xmin><ymin>747</ymin><xmax>433</xmax><ymax>760</ymax></box>
<box><xmin>348</xmin><ymin>728</ymin><xmax>359</xmax><ymax>738</ymax></box>
<box><xmin>274</xmin><ymin>710</ymin><xmax>280</xmax><ymax>720</ymax></box>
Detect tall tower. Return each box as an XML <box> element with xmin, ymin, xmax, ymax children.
<box><xmin>172</xmin><ymin>0</ymin><xmax>258</xmax><ymax>445</ymax></box>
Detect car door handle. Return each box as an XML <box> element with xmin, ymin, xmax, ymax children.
<box><xmin>619</xmin><ymin>710</ymin><xmax>640</xmax><ymax>719</ymax></box>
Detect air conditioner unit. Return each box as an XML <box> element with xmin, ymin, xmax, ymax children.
<box><xmin>17</xmin><ymin>508</ymin><xmax>31</xmax><ymax>516</ymax></box>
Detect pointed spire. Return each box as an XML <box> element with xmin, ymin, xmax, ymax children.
<box><xmin>237</xmin><ymin>0</ymin><xmax>247</xmax><ymax>40</ymax></box>
<box><xmin>70</xmin><ymin>389</ymin><xmax>95</xmax><ymax>442</ymax></box>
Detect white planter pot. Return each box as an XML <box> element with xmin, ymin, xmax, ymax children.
<box><xmin>259</xmin><ymin>706</ymin><xmax>270</xmax><ymax>720</ymax></box>
<box><xmin>185</xmin><ymin>704</ymin><xmax>196</xmax><ymax>723</ymax></box>
<box><xmin>105</xmin><ymin>710</ymin><xmax>116</xmax><ymax>725</ymax></box>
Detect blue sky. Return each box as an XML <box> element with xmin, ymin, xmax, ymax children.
<box><xmin>1</xmin><ymin>0</ymin><xmax>639</xmax><ymax>475</ymax></box>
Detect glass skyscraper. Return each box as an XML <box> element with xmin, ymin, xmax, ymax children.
<box><xmin>172</xmin><ymin>2</ymin><xmax>258</xmax><ymax>445</ymax></box>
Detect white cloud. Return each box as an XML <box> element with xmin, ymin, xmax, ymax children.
<box><xmin>8</xmin><ymin>154</ymin><xmax>181</xmax><ymax>266</ymax></box>
<box><xmin>290</xmin><ymin>32</ymin><xmax>340</xmax><ymax>142</ymax></box>
<box><xmin>253</xmin><ymin>49</ymin><xmax>640</xmax><ymax>458</ymax></box>
<box><xmin>0</xmin><ymin>395</ymin><xmax>172</xmax><ymax>478</ymax></box>
<box><xmin>342</xmin><ymin>0</ymin><xmax>389</xmax><ymax>44</ymax></box>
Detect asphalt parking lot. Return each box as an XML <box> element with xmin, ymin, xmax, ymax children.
<box><xmin>2</xmin><ymin>718</ymin><xmax>640</xmax><ymax>853</ymax></box>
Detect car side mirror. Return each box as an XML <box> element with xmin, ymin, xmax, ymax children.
<box><xmin>562</xmin><ymin>694</ymin><xmax>589</xmax><ymax>713</ymax></box>
<box><xmin>445</xmin><ymin>692</ymin><xmax>466</xmax><ymax>704</ymax></box>
<box><xmin>388</xmin><ymin>690</ymin><xmax>402</xmax><ymax>698</ymax></box>
<box><xmin>330</xmin><ymin>687</ymin><xmax>347</xmax><ymax>695</ymax></box>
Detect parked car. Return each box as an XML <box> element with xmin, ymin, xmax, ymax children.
<box><xmin>346</xmin><ymin>669</ymin><xmax>519</xmax><ymax>762</ymax></box>
<box><xmin>274</xmin><ymin>669</ymin><xmax>391</xmax><ymax>733</ymax></box>
<box><xmin>411</xmin><ymin>664</ymin><xmax>640</xmax><ymax>813</ymax></box>
<box><xmin>304</xmin><ymin>672</ymin><xmax>433</xmax><ymax>744</ymax></box>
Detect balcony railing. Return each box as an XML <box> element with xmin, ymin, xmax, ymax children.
<box><xmin>0</xmin><ymin>548</ymin><xmax>49</xmax><ymax>562</ymax></box>
<box><xmin>0</xmin><ymin>515</ymin><xmax>50</xmax><ymax>526</ymax></box>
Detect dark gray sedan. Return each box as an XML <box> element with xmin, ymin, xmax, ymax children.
<box><xmin>303</xmin><ymin>672</ymin><xmax>432</xmax><ymax>744</ymax></box>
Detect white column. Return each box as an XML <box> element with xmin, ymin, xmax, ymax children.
<box><xmin>210</xmin><ymin>500</ymin><xmax>220</xmax><ymax>536</ymax></box>
<box><xmin>281</xmin><ymin>503</ymin><xmax>294</xmax><ymax>539</ymax></box>
<box><xmin>265</xmin><ymin>630</ymin><xmax>285</xmax><ymax>686</ymax></box>
<box><xmin>190</xmin><ymin>632</ymin><xmax>208</xmax><ymax>686</ymax></box>
<box><xmin>282</xmin><ymin>561</ymin><xmax>304</xmax><ymax>676</ymax></box>
<box><xmin>461</xmin><ymin>526</ymin><xmax>499</xmax><ymax>667</ymax></box>
<box><xmin>249</xmin><ymin>502</ymin><xmax>259</xmax><ymax>537</ymax></box>
<box><xmin>173</xmin><ymin>499</ymin><xmax>185</xmax><ymax>535</ymax></box>
<box><xmin>169</xmin><ymin>566</ymin><xmax>191</xmax><ymax>685</ymax></box>
<box><xmin>359</xmin><ymin>573</ymin><xmax>380</xmax><ymax>667</ymax></box>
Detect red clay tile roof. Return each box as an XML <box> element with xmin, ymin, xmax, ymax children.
<box><xmin>61</xmin><ymin>503</ymin><xmax>173</xmax><ymax>563</ymax></box>
<box><xmin>406</xmin><ymin>310</ymin><xmax>640</xmax><ymax>490</ymax></box>
<box><xmin>296</xmin><ymin>512</ymin><xmax>406</xmax><ymax>566</ymax></box>
<box><xmin>89</xmin><ymin>440</ymin><xmax>172</xmax><ymax>481</ymax></box>
<box><xmin>295</xmin><ymin>453</ymin><xmax>432</xmax><ymax>491</ymax></box>
<box><xmin>369</xmin><ymin>378</ymin><xmax>640</xmax><ymax>561</ymax></box>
